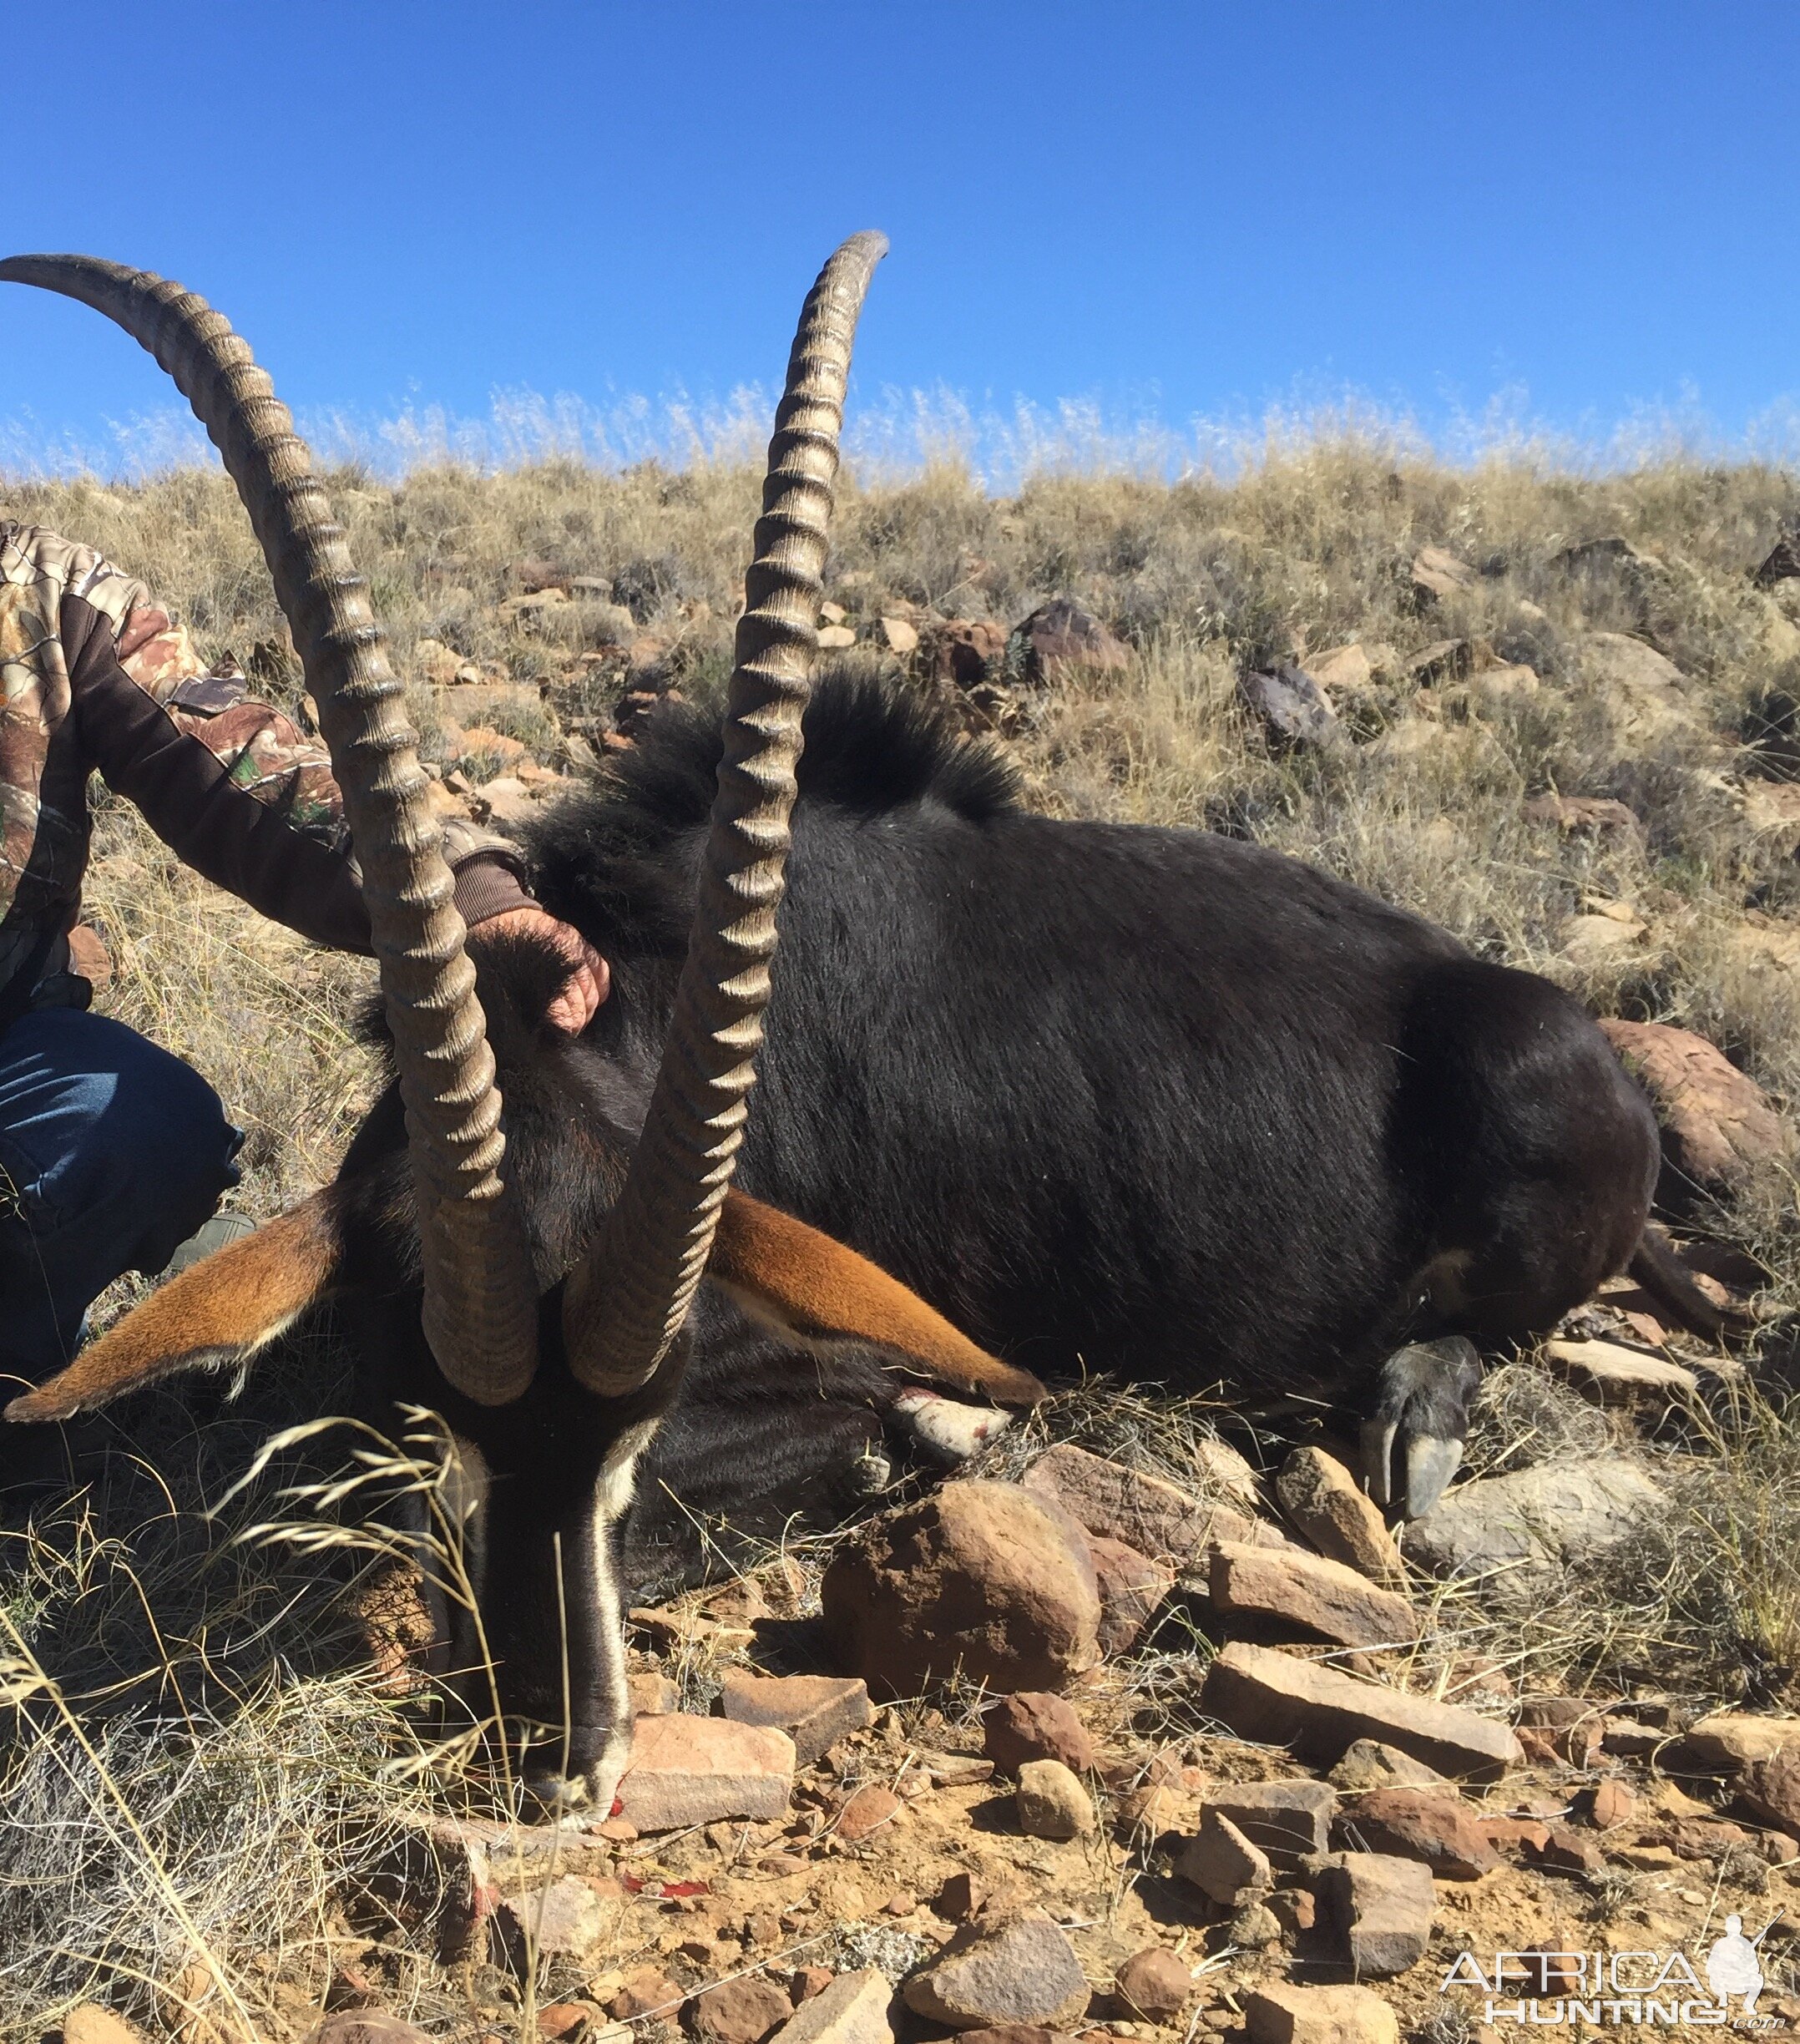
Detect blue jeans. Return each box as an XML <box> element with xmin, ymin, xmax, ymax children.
<box><xmin>0</xmin><ymin>1008</ymin><xmax>243</xmax><ymax>1395</ymax></box>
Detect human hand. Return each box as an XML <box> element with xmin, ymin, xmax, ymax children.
<box><xmin>472</xmin><ymin>905</ymin><xmax>610</xmax><ymax>1033</ymax></box>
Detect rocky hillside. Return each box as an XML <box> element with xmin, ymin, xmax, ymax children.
<box><xmin>3</xmin><ymin>447</ymin><xmax>1800</xmax><ymax>2041</ymax></box>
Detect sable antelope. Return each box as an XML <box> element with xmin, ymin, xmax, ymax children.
<box><xmin>3</xmin><ymin>241</ymin><xmax>1719</xmax><ymax>1809</ymax></box>
<box><xmin>0</xmin><ymin>236</ymin><xmax>1053</xmax><ymax>1814</ymax></box>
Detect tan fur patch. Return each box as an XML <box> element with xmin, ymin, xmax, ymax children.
<box><xmin>711</xmin><ymin>1191</ymin><xmax>1046</xmax><ymax>1406</ymax></box>
<box><xmin>3</xmin><ymin>1192</ymin><xmax>342</xmax><ymax>1424</ymax></box>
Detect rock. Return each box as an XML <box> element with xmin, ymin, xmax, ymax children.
<box><xmin>1240</xmin><ymin>666</ymin><xmax>1338</xmax><ymax>746</ymax></box>
<box><xmin>608</xmin><ymin>1970</ymin><xmax>685</xmax><ymax>2021</ymax></box>
<box><xmin>1600</xmin><ymin>1019</ymin><xmax>1791</xmax><ymax>1192</ymax></box>
<box><xmin>457</xmin><ymin>725</ymin><xmax>529</xmax><ymax>766</ymax></box>
<box><xmin>1229</xmin><ymin>1900</ymin><xmax>1285</xmax><ymax>1946</ymax></box>
<box><xmin>902</xmin><ymin>1915</ymin><xmax>1092</xmax><ymax>2031</ymax></box>
<box><xmin>983</xmin><ymin>1692</ymin><xmax>1095</xmax><ymax>1774</ymax></box>
<box><xmin>1601</xmin><ymin>1716</ymin><xmax>1666</xmax><ymax>1759</ymax></box>
<box><xmin>1086</xmin><ymin>1536</ymin><xmax>1173</xmax><ymax>1655</ymax></box>
<box><xmin>304</xmin><ymin>2022</ymin><xmax>433</xmax><ymax>2044</ymax></box>
<box><xmin>718</xmin><ymin>1672</ymin><xmax>874</xmax><ymax>1768</ymax></box>
<box><xmin>818</xmin><ymin>601</ymin><xmax>847</xmax><ymax>625</ymax></box>
<box><xmin>1023</xmin><ymin>1444</ymin><xmax>1289</xmax><ymax>1566</ymax></box>
<box><xmin>1244</xmin><ymin>1983</ymin><xmax>1399</xmax><ymax>2044</ymax></box>
<box><xmin>1202</xmin><ymin>1641</ymin><xmax>1523</xmax><ymax>1780</ymax></box>
<box><xmin>1327</xmin><ymin>1740</ymin><xmax>1452</xmax><ymax>1793</ymax></box>
<box><xmin>934</xmin><ymin>1870</ymin><xmax>985</xmax><ymax>1921</ymax></box>
<box><xmin>63</xmin><ymin>2011</ymin><xmax>146</xmax><ymax>2044</ymax></box>
<box><xmin>537</xmin><ymin>2006</ymin><xmax>603</xmax><ymax>2041</ymax></box>
<box><xmin>614</xmin><ymin>1713</ymin><xmax>795</xmax><ymax>1832</ymax></box>
<box><xmin>1544</xmin><ymin>1338</ymin><xmax>1699</xmax><ymax>1419</ymax></box>
<box><xmin>1686</xmin><ymin>1713</ymin><xmax>1800</xmax><ymax>1772</ymax></box>
<box><xmin>1176</xmin><ymin>1809</ymin><xmax>1272</xmax><ymax>1906</ymax></box>
<box><xmin>1482</xmin><ymin>1817</ymin><xmax>1551</xmax><ymax>1855</ymax></box>
<box><xmin>822</xmin><ymin>1481</ymin><xmax>1101</xmax><ymax>1698</ymax></box>
<box><xmin>1208</xmin><ymin>1541</ymin><xmax>1419</xmax><ymax>1649</ymax></box>
<box><xmin>1412</xmin><ymin>547</ymin><xmax>1475</xmax><ymax>601</ymax></box>
<box><xmin>931</xmin><ymin>620</ymin><xmax>1008</xmax><ymax>686</ymax></box>
<box><xmin>1580</xmin><ymin>633</ymin><xmax>1698</xmax><ymax>738</ymax></box>
<box><xmin>879</xmin><ymin>616</ymin><xmax>920</xmax><ymax>655</ymax></box>
<box><xmin>1561</xmin><ymin>910</ymin><xmax>1647</xmax><ymax>967</ymax></box>
<box><xmin>1524</xmin><ymin>792</ymin><xmax>1642</xmax><ymax>837</ymax></box>
<box><xmin>1007</xmin><ymin>600</ymin><xmax>1129</xmax><ymax>686</ymax></box>
<box><xmin>1337</xmin><ymin>1788</ymin><xmax>1500</xmax><ymax>1878</ymax></box>
<box><xmin>629</xmin><ymin>1671</ymin><xmax>679</xmax><ymax>1714</ymax></box>
<box><xmin>1737</xmin><ymin>1749</ymin><xmax>1800</xmax><ymax>1833</ymax></box>
<box><xmin>1588</xmin><ymin>1779</ymin><xmax>1636</xmax><ymax>1830</ymax></box>
<box><xmin>769</xmin><ymin>1972</ymin><xmax>894</xmax><ymax>2044</ymax></box>
<box><xmin>837</xmin><ymin>1783</ymin><xmax>904</xmax><ymax>1843</ymax></box>
<box><xmin>499</xmin><ymin>1873</ymin><xmax>604</xmax><ymax>1956</ymax></box>
<box><xmin>1202</xmin><ymin>1779</ymin><xmax>1337</xmax><ymax>1871</ymax></box>
<box><xmin>1302</xmin><ymin>645</ymin><xmax>1373</xmax><ymax>696</ymax></box>
<box><xmin>1399</xmin><ymin>1456</ymin><xmax>1663</xmax><ymax>1609</ymax></box>
<box><xmin>1267</xmin><ymin>1887</ymin><xmax>1317</xmax><ymax>1935</ymax></box>
<box><xmin>1016</xmin><ymin>1759</ymin><xmax>1095</xmax><ymax>1839</ymax></box>
<box><xmin>1113</xmin><ymin>1949</ymin><xmax>1191</xmax><ymax>2021</ymax></box>
<box><xmin>1468</xmin><ymin>661</ymin><xmax>1540</xmax><ymax>706</ymax></box>
<box><xmin>1317</xmin><ymin>1853</ymin><xmax>1435</xmax><ymax>1976</ymax></box>
<box><xmin>954</xmin><ymin>2032</ymin><xmax>1056</xmax><ymax>2044</ymax></box>
<box><xmin>817</xmin><ymin>625</ymin><xmax>857</xmax><ymax>650</ymax></box>
<box><xmin>790</xmin><ymin>1971</ymin><xmax>835</xmax><ymax>2006</ymax></box>
<box><xmin>1274</xmin><ymin>1448</ymin><xmax>1404</xmax><ymax>1586</ymax></box>
<box><xmin>1529</xmin><ymin>1825</ymin><xmax>1605</xmax><ymax>1875</ymax></box>
<box><xmin>692</xmin><ymin>1981</ymin><xmax>795</xmax><ymax>2044</ymax></box>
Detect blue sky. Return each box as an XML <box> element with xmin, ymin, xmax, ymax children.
<box><xmin>4</xmin><ymin>2</ymin><xmax>1797</xmax><ymax>475</ymax></box>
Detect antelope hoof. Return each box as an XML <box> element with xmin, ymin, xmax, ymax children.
<box><xmin>1362</xmin><ymin>1335</ymin><xmax>1483</xmax><ymax>1520</ymax></box>
<box><xmin>892</xmin><ymin>1385</ymin><xmax>1014</xmax><ymax>1465</ymax></box>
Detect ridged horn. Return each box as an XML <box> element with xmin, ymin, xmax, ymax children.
<box><xmin>563</xmin><ymin>231</ymin><xmax>887</xmax><ymax>1394</ymax></box>
<box><xmin>1</xmin><ymin>256</ymin><xmax>539</xmax><ymax>1404</ymax></box>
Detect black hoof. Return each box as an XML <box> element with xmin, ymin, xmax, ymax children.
<box><xmin>1360</xmin><ymin>1335</ymin><xmax>1483</xmax><ymax>1520</ymax></box>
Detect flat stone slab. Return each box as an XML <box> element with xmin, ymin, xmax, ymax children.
<box><xmin>717</xmin><ymin>1671</ymin><xmax>872</xmax><ymax>1768</ymax></box>
<box><xmin>1202</xmin><ymin>1641</ymin><xmax>1522</xmax><ymax>1782</ymax></box>
<box><xmin>614</xmin><ymin>1713</ymin><xmax>794</xmax><ymax>1832</ymax></box>
<box><xmin>1244</xmin><ymin>1984</ymin><xmax>1398</xmax><ymax>2044</ymax></box>
<box><xmin>770</xmin><ymin>1971</ymin><xmax>894</xmax><ymax>2044</ymax></box>
<box><xmin>1208</xmin><ymin>1540</ymin><xmax>1419</xmax><ymax>1648</ymax></box>
<box><xmin>1023</xmin><ymin>1443</ymin><xmax>1290</xmax><ymax>1566</ymax></box>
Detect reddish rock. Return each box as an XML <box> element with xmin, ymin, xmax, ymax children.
<box><xmin>1317</xmin><ymin>1853</ymin><xmax>1436</xmax><ymax>1976</ymax></box>
<box><xmin>536</xmin><ymin>2005</ymin><xmax>600</xmax><ymax>2041</ymax></box>
<box><xmin>1022</xmin><ymin>1443</ymin><xmax>1289</xmax><ymax>1566</ymax></box>
<box><xmin>1682</xmin><ymin>1712</ymin><xmax>1800</xmax><ymax>1772</ymax></box>
<box><xmin>1086</xmin><ymin>1535</ymin><xmax>1173</xmax><ymax>1655</ymax></box>
<box><xmin>1525</xmin><ymin>793</ymin><xmax>1643</xmax><ymax>837</ymax></box>
<box><xmin>1202</xmin><ymin>1779</ymin><xmax>1337</xmax><ymax>1872</ymax></box>
<box><xmin>1007</xmin><ymin>600</ymin><xmax>1130</xmax><ymax>686</ymax></box>
<box><xmin>498</xmin><ymin>1874</ymin><xmax>604</xmax><ymax>1957</ymax></box>
<box><xmin>616</xmin><ymin>1713</ymin><xmax>795</xmax><ymax>1832</ymax></box>
<box><xmin>1113</xmin><ymin>1948</ymin><xmax>1192</xmax><ymax>2021</ymax></box>
<box><xmin>629</xmin><ymin>1671</ymin><xmax>679</xmax><ymax>1715</ymax></box>
<box><xmin>1245</xmin><ymin>1984</ymin><xmax>1398</xmax><ymax>2044</ymax></box>
<box><xmin>64</xmin><ymin>2014</ymin><xmax>147</xmax><ymax>2044</ymax></box>
<box><xmin>1737</xmin><ymin>1748</ymin><xmax>1800</xmax><ymax>1833</ymax></box>
<box><xmin>1327</xmin><ymin>1740</ymin><xmax>1451</xmax><ymax>1793</ymax></box>
<box><xmin>821</xmin><ymin>1481</ymin><xmax>1101</xmax><ymax>1698</ymax></box>
<box><xmin>1201</xmin><ymin>1641</ymin><xmax>1523</xmax><ymax>1781</ymax></box>
<box><xmin>1337</xmin><ymin>1788</ymin><xmax>1499</xmax><ymax>1878</ymax></box>
<box><xmin>690</xmin><ymin>1978</ymin><xmax>794</xmax><ymax>2044</ymax></box>
<box><xmin>837</xmin><ymin>1783</ymin><xmax>903</xmax><ymax>1844</ymax></box>
<box><xmin>902</xmin><ymin>1915</ymin><xmax>1091</xmax><ymax>2030</ymax></box>
<box><xmin>1274</xmin><ymin>1448</ymin><xmax>1404</xmax><ymax>1585</ymax></box>
<box><xmin>1177</xmin><ymin>1809</ymin><xmax>1272</xmax><ymax>1906</ymax></box>
<box><xmin>1529</xmin><ymin>1825</ymin><xmax>1606</xmax><ymax>1875</ymax></box>
<box><xmin>1600</xmin><ymin>1019</ymin><xmax>1792</xmax><ymax>1191</ymax></box>
<box><xmin>769</xmin><ymin>1970</ymin><xmax>894</xmax><ymax>2044</ymax></box>
<box><xmin>953</xmin><ymin>2031</ymin><xmax>1056</xmax><ymax>2044</ymax></box>
<box><xmin>1267</xmin><ymin>1887</ymin><xmax>1317</xmax><ymax>1935</ymax></box>
<box><xmin>934</xmin><ymin>1869</ymin><xmax>985</xmax><ymax>1921</ymax></box>
<box><xmin>607</xmin><ymin>1969</ymin><xmax>685</xmax><ymax>2021</ymax></box>
<box><xmin>1481</xmin><ymin>1817</ymin><xmax>1552</xmax><ymax>1854</ymax></box>
<box><xmin>789</xmin><ymin>1971</ymin><xmax>835</xmax><ymax>2006</ymax></box>
<box><xmin>303</xmin><ymin>2021</ymin><xmax>432</xmax><ymax>2044</ymax></box>
<box><xmin>1587</xmin><ymin>1779</ymin><xmax>1636</xmax><ymax>1830</ymax></box>
<box><xmin>718</xmin><ymin>1672</ymin><xmax>874</xmax><ymax>1768</ymax></box>
<box><xmin>983</xmin><ymin>1692</ymin><xmax>1095</xmax><ymax>1774</ymax></box>
<box><xmin>931</xmin><ymin>620</ymin><xmax>1008</xmax><ymax>686</ymax></box>
<box><xmin>1208</xmin><ymin>1540</ymin><xmax>1419</xmax><ymax>1648</ymax></box>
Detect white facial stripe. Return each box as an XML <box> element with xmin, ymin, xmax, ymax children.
<box><xmin>581</xmin><ymin>1417</ymin><xmax>658</xmax><ymax>1813</ymax></box>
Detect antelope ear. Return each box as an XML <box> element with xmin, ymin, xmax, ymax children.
<box><xmin>4</xmin><ymin>1191</ymin><xmax>345</xmax><ymax>1424</ymax></box>
<box><xmin>710</xmin><ymin>1191</ymin><xmax>1047</xmax><ymax>1407</ymax></box>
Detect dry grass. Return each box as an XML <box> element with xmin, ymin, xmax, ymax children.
<box><xmin>3</xmin><ymin>438</ymin><xmax>1800</xmax><ymax>2035</ymax></box>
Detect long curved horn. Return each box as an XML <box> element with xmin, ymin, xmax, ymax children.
<box><xmin>563</xmin><ymin>231</ymin><xmax>887</xmax><ymax>1394</ymax></box>
<box><xmin>1</xmin><ymin>256</ymin><xmax>538</xmax><ymax>1404</ymax></box>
